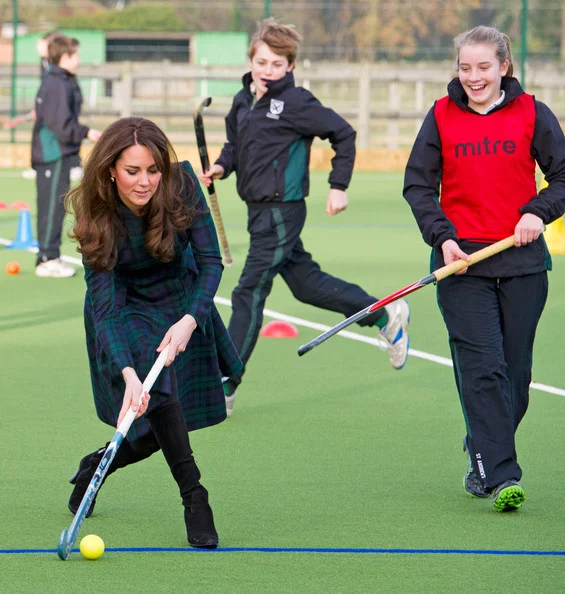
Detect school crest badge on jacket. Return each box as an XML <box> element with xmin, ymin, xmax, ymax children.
<box><xmin>267</xmin><ymin>99</ymin><xmax>284</xmax><ymax>119</ymax></box>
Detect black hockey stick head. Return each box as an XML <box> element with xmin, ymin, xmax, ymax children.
<box><xmin>194</xmin><ymin>96</ymin><xmax>212</xmax><ymax>121</ymax></box>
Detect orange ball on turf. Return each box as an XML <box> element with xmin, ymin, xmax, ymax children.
<box><xmin>5</xmin><ymin>262</ymin><xmax>20</xmax><ymax>275</ymax></box>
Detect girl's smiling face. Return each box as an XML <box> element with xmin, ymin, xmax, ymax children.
<box><xmin>110</xmin><ymin>144</ymin><xmax>162</xmax><ymax>215</ymax></box>
<box><xmin>458</xmin><ymin>43</ymin><xmax>509</xmax><ymax>113</ymax></box>
<box><xmin>249</xmin><ymin>41</ymin><xmax>294</xmax><ymax>100</ymax></box>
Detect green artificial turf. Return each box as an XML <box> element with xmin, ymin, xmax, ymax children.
<box><xmin>1</xmin><ymin>169</ymin><xmax>564</xmax><ymax>593</ymax></box>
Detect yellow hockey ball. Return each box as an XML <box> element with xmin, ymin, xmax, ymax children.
<box><xmin>79</xmin><ymin>534</ymin><xmax>105</xmax><ymax>560</ymax></box>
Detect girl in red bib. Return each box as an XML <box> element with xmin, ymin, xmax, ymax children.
<box><xmin>404</xmin><ymin>26</ymin><xmax>565</xmax><ymax>512</ymax></box>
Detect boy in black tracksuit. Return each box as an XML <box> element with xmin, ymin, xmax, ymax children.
<box><xmin>403</xmin><ymin>26</ymin><xmax>565</xmax><ymax>511</ymax></box>
<box><xmin>200</xmin><ymin>19</ymin><xmax>410</xmax><ymax>416</ymax></box>
<box><xmin>31</xmin><ymin>35</ymin><xmax>100</xmax><ymax>278</ymax></box>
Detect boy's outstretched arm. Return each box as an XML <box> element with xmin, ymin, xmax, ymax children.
<box><xmin>293</xmin><ymin>91</ymin><xmax>356</xmax><ymax>183</ymax></box>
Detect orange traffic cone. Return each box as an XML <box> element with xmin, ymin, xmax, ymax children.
<box><xmin>260</xmin><ymin>320</ymin><xmax>299</xmax><ymax>338</ymax></box>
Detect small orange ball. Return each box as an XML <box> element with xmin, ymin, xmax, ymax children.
<box><xmin>5</xmin><ymin>261</ymin><xmax>20</xmax><ymax>275</ymax></box>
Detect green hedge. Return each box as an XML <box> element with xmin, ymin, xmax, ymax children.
<box><xmin>58</xmin><ymin>5</ymin><xmax>184</xmax><ymax>32</ymax></box>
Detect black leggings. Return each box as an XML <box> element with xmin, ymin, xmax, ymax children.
<box><xmin>110</xmin><ymin>370</ymin><xmax>200</xmax><ymax>500</ymax></box>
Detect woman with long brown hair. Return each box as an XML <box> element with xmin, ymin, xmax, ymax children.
<box><xmin>65</xmin><ymin>116</ymin><xmax>241</xmax><ymax>547</ymax></box>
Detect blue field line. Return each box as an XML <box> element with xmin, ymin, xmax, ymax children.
<box><xmin>2</xmin><ymin>546</ymin><xmax>565</xmax><ymax>556</ymax></box>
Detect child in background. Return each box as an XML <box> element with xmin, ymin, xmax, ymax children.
<box><xmin>31</xmin><ymin>34</ymin><xmax>101</xmax><ymax>277</ymax></box>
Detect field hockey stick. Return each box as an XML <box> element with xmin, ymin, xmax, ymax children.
<box><xmin>2</xmin><ymin>111</ymin><xmax>33</xmax><ymax>129</ymax></box>
<box><xmin>193</xmin><ymin>96</ymin><xmax>234</xmax><ymax>267</ymax></box>
<box><xmin>297</xmin><ymin>235</ymin><xmax>516</xmax><ymax>357</ymax></box>
<box><xmin>57</xmin><ymin>345</ymin><xmax>170</xmax><ymax>561</ymax></box>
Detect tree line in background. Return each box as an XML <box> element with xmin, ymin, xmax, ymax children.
<box><xmin>2</xmin><ymin>0</ymin><xmax>563</xmax><ymax>61</ymax></box>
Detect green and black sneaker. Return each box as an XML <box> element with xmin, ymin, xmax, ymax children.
<box><xmin>492</xmin><ymin>480</ymin><xmax>525</xmax><ymax>512</ymax></box>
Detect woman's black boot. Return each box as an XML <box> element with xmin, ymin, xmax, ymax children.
<box><xmin>181</xmin><ymin>467</ymin><xmax>219</xmax><ymax>549</ymax></box>
<box><xmin>68</xmin><ymin>433</ymin><xmax>160</xmax><ymax>517</ymax></box>
<box><xmin>147</xmin><ymin>398</ymin><xmax>219</xmax><ymax>549</ymax></box>
<box><xmin>68</xmin><ymin>446</ymin><xmax>106</xmax><ymax>517</ymax></box>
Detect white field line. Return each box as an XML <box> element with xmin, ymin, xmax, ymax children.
<box><xmin>214</xmin><ymin>296</ymin><xmax>565</xmax><ymax>397</ymax></box>
<box><xmin>2</xmin><ymin>237</ymin><xmax>563</xmax><ymax>398</ymax></box>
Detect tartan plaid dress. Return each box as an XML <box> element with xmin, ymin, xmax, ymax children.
<box><xmin>83</xmin><ymin>161</ymin><xmax>242</xmax><ymax>440</ymax></box>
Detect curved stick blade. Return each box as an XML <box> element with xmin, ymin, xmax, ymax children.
<box><xmin>57</xmin><ymin>529</ymin><xmax>71</xmax><ymax>560</ymax></box>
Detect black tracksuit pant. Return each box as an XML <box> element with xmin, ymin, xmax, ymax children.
<box><xmin>226</xmin><ymin>200</ymin><xmax>385</xmax><ymax>389</ymax></box>
<box><xmin>437</xmin><ymin>272</ymin><xmax>548</xmax><ymax>489</ymax></box>
<box><xmin>34</xmin><ymin>155</ymin><xmax>74</xmax><ymax>263</ymax></box>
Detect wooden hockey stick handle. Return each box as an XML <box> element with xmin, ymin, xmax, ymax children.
<box><xmin>433</xmin><ymin>236</ymin><xmax>515</xmax><ymax>282</ymax></box>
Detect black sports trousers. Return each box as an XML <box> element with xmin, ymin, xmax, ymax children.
<box><xmin>226</xmin><ymin>200</ymin><xmax>385</xmax><ymax>388</ymax></box>
<box><xmin>34</xmin><ymin>155</ymin><xmax>75</xmax><ymax>263</ymax></box>
<box><xmin>437</xmin><ymin>271</ymin><xmax>548</xmax><ymax>489</ymax></box>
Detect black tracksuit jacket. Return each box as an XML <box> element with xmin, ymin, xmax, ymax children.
<box><xmin>31</xmin><ymin>64</ymin><xmax>89</xmax><ymax>166</ymax></box>
<box><xmin>403</xmin><ymin>77</ymin><xmax>565</xmax><ymax>276</ymax></box>
<box><xmin>215</xmin><ymin>71</ymin><xmax>356</xmax><ymax>204</ymax></box>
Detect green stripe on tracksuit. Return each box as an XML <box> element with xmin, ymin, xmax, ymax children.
<box><xmin>35</xmin><ymin>156</ymin><xmax>73</xmax><ymax>262</ymax></box>
<box><xmin>239</xmin><ymin>207</ymin><xmax>287</xmax><ymax>361</ymax></box>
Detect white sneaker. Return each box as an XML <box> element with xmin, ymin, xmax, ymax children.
<box><xmin>222</xmin><ymin>376</ymin><xmax>237</xmax><ymax>418</ymax></box>
<box><xmin>379</xmin><ymin>299</ymin><xmax>410</xmax><ymax>369</ymax></box>
<box><xmin>70</xmin><ymin>166</ymin><xmax>84</xmax><ymax>182</ymax></box>
<box><xmin>35</xmin><ymin>258</ymin><xmax>76</xmax><ymax>278</ymax></box>
<box><xmin>225</xmin><ymin>392</ymin><xmax>237</xmax><ymax>418</ymax></box>
<box><xmin>21</xmin><ymin>168</ymin><xmax>36</xmax><ymax>180</ymax></box>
